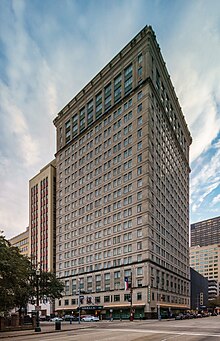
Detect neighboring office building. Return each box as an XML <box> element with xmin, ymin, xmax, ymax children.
<box><xmin>54</xmin><ymin>25</ymin><xmax>192</xmax><ymax>318</ymax></box>
<box><xmin>190</xmin><ymin>268</ymin><xmax>208</xmax><ymax>310</ymax></box>
<box><xmin>9</xmin><ymin>226</ymin><xmax>29</xmax><ymax>256</ymax></box>
<box><xmin>28</xmin><ymin>160</ymin><xmax>56</xmax><ymax>316</ymax></box>
<box><xmin>190</xmin><ymin>244</ymin><xmax>220</xmax><ymax>300</ymax></box>
<box><xmin>191</xmin><ymin>216</ymin><xmax>220</xmax><ymax>247</ymax></box>
<box><xmin>29</xmin><ymin>160</ymin><xmax>56</xmax><ymax>272</ymax></box>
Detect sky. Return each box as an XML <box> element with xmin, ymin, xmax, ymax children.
<box><xmin>0</xmin><ymin>0</ymin><xmax>220</xmax><ymax>239</ymax></box>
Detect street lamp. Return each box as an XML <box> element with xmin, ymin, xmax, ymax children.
<box><xmin>35</xmin><ymin>269</ymin><xmax>41</xmax><ymax>332</ymax></box>
<box><xmin>129</xmin><ymin>272</ymin><xmax>134</xmax><ymax>321</ymax></box>
<box><xmin>78</xmin><ymin>278</ymin><xmax>81</xmax><ymax>324</ymax></box>
<box><xmin>157</xmin><ymin>285</ymin><xmax>161</xmax><ymax>321</ymax></box>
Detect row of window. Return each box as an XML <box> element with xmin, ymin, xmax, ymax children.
<box><xmin>60</xmin><ymin>59</ymin><xmax>144</xmax><ymax>145</ymax></box>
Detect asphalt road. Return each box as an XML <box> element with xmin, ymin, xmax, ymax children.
<box><xmin>2</xmin><ymin>316</ymin><xmax>220</xmax><ymax>341</ymax></box>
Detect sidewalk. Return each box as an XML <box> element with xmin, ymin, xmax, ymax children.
<box><xmin>0</xmin><ymin>322</ymin><xmax>96</xmax><ymax>339</ymax></box>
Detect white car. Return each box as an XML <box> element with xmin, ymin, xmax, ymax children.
<box><xmin>50</xmin><ymin>317</ymin><xmax>63</xmax><ymax>322</ymax></box>
<box><xmin>81</xmin><ymin>315</ymin><xmax>99</xmax><ymax>322</ymax></box>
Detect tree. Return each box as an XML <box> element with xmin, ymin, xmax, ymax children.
<box><xmin>31</xmin><ymin>271</ymin><xmax>64</xmax><ymax>303</ymax></box>
<box><xmin>0</xmin><ymin>235</ymin><xmax>32</xmax><ymax>314</ymax></box>
<box><xmin>0</xmin><ymin>235</ymin><xmax>64</xmax><ymax>315</ymax></box>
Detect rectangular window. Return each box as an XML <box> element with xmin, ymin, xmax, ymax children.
<box><xmin>137</xmin><ymin>129</ymin><xmax>142</xmax><ymax>138</ymax></box>
<box><xmin>137</xmin><ymin>166</ymin><xmax>142</xmax><ymax>175</ymax></box>
<box><xmin>104</xmin><ymin>296</ymin><xmax>110</xmax><ymax>302</ymax></box>
<box><xmin>137</xmin><ymin>91</ymin><xmax>143</xmax><ymax>100</ymax></box>
<box><xmin>124</xmin><ymin>64</ymin><xmax>132</xmax><ymax>94</ymax></box>
<box><xmin>138</xmin><ymin>116</ymin><xmax>143</xmax><ymax>126</ymax></box>
<box><xmin>138</xmin><ymin>53</ymin><xmax>143</xmax><ymax>64</ymax></box>
<box><xmin>137</xmin><ymin>103</ymin><xmax>142</xmax><ymax>113</ymax></box>
<box><xmin>137</xmin><ymin>141</ymin><xmax>142</xmax><ymax>150</ymax></box>
<box><xmin>138</xmin><ymin>67</ymin><xmax>142</xmax><ymax>77</ymax></box>
<box><xmin>137</xmin><ymin>292</ymin><xmax>142</xmax><ymax>300</ymax></box>
<box><xmin>114</xmin><ymin>295</ymin><xmax>120</xmax><ymax>302</ymax></box>
<box><xmin>137</xmin><ymin>267</ymin><xmax>143</xmax><ymax>275</ymax></box>
<box><xmin>137</xmin><ymin>154</ymin><xmax>142</xmax><ymax>163</ymax></box>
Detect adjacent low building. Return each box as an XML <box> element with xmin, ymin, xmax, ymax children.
<box><xmin>9</xmin><ymin>227</ymin><xmax>29</xmax><ymax>256</ymax></box>
<box><xmin>190</xmin><ymin>268</ymin><xmax>208</xmax><ymax>310</ymax></box>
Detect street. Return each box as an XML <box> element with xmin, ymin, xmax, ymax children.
<box><xmin>1</xmin><ymin>316</ymin><xmax>220</xmax><ymax>340</ymax></box>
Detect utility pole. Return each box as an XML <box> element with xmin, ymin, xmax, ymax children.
<box><xmin>35</xmin><ymin>269</ymin><xmax>41</xmax><ymax>332</ymax></box>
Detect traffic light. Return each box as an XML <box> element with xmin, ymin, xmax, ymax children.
<box><xmin>200</xmin><ymin>292</ymin><xmax>204</xmax><ymax>306</ymax></box>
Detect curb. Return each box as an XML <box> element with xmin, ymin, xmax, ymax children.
<box><xmin>0</xmin><ymin>325</ymin><xmax>96</xmax><ymax>339</ymax></box>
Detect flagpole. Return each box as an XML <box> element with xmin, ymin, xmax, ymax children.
<box><xmin>130</xmin><ymin>271</ymin><xmax>133</xmax><ymax>321</ymax></box>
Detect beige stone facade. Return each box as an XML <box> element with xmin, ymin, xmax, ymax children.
<box><xmin>9</xmin><ymin>227</ymin><xmax>29</xmax><ymax>257</ymax></box>
<box><xmin>53</xmin><ymin>26</ymin><xmax>191</xmax><ymax>318</ymax></box>
<box><xmin>29</xmin><ymin>160</ymin><xmax>56</xmax><ymax>272</ymax></box>
<box><xmin>190</xmin><ymin>244</ymin><xmax>220</xmax><ymax>284</ymax></box>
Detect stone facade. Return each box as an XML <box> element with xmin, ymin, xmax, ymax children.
<box><xmin>53</xmin><ymin>26</ymin><xmax>191</xmax><ymax>318</ymax></box>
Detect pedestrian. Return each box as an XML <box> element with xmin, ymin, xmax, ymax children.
<box><xmin>70</xmin><ymin>315</ymin><xmax>73</xmax><ymax>324</ymax></box>
<box><xmin>139</xmin><ymin>313</ymin><xmax>142</xmax><ymax>320</ymax></box>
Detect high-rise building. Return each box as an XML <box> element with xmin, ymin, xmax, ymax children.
<box><xmin>9</xmin><ymin>226</ymin><xmax>29</xmax><ymax>257</ymax></box>
<box><xmin>29</xmin><ymin>160</ymin><xmax>56</xmax><ymax>272</ymax></box>
<box><xmin>54</xmin><ymin>25</ymin><xmax>192</xmax><ymax>318</ymax></box>
<box><xmin>190</xmin><ymin>244</ymin><xmax>220</xmax><ymax>299</ymax></box>
<box><xmin>191</xmin><ymin>216</ymin><xmax>220</xmax><ymax>247</ymax></box>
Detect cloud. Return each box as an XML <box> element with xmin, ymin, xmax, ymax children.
<box><xmin>190</xmin><ymin>139</ymin><xmax>220</xmax><ymax>221</ymax></box>
<box><xmin>0</xmin><ymin>0</ymin><xmax>220</xmax><ymax>237</ymax></box>
<box><xmin>212</xmin><ymin>194</ymin><xmax>220</xmax><ymax>205</ymax></box>
<box><xmin>163</xmin><ymin>1</ymin><xmax>220</xmax><ymax>163</ymax></box>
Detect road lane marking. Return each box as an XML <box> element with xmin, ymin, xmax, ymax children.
<box><xmin>103</xmin><ymin>328</ymin><xmax>220</xmax><ymax>338</ymax></box>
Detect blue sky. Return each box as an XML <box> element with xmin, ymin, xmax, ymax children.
<box><xmin>0</xmin><ymin>0</ymin><xmax>220</xmax><ymax>239</ymax></box>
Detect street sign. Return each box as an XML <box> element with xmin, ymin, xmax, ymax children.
<box><xmin>35</xmin><ymin>306</ymin><xmax>41</xmax><ymax>311</ymax></box>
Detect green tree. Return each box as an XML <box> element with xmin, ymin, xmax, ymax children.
<box><xmin>32</xmin><ymin>270</ymin><xmax>64</xmax><ymax>303</ymax></box>
<box><xmin>0</xmin><ymin>235</ymin><xmax>32</xmax><ymax>314</ymax></box>
<box><xmin>0</xmin><ymin>235</ymin><xmax>64</xmax><ymax>315</ymax></box>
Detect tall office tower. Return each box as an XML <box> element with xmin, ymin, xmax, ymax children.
<box><xmin>190</xmin><ymin>244</ymin><xmax>220</xmax><ymax>299</ymax></box>
<box><xmin>54</xmin><ymin>26</ymin><xmax>192</xmax><ymax>318</ymax></box>
<box><xmin>29</xmin><ymin>160</ymin><xmax>56</xmax><ymax>272</ymax></box>
<box><xmin>9</xmin><ymin>227</ymin><xmax>29</xmax><ymax>257</ymax></box>
<box><xmin>191</xmin><ymin>216</ymin><xmax>220</xmax><ymax>247</ymax></box>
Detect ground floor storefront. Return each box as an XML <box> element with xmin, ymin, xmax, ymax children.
<box><xmin>56</xmin><ymin>302</ymin><xmax>187</xmax><ymax>320</ymax></box>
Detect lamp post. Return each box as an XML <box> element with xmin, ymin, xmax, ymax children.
<box><xmin>157</xmin><ymin>285</ymin><xmax>161</xmax><ymax>321</ymax></box>
<box><xmin>78</xmin><ymin>278</ymin><xmax>81</xmax><ymax>324</ymax></box>
<box><xmin>35</xmin><ymin>269</ymin><xmax>41</xmax><ymax>332</ymax></box>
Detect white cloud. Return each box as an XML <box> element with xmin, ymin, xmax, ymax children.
<box><xmin>212</xmin><ymin>194</ymin><xmax>220</xmax><ymax>206</ymax></box>
<box><xmin>1</xmin><ymin>0</ymin><xmax>220</xmax><ymax>237</ymax></box>
<box><xmin>164</xmin><ymin>1</ymin><xmax>220</xmax><ymax>163</ymax></box>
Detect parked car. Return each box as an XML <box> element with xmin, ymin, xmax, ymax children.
<box><xmin>81</xmin><ymin>315</ymin><xmax>99</xmax><ymax>322</ymax></box>
<box><xmin>64</xmin><ymin>315</ymin><xmax>79</xmax><ymax>321</ymax></box>
<box><xmin>50</xmin><ymin>317</ymin><xmax>63</xmax><ymax>322</ymax></box>
<box><xmin>40</xmin><ymin>315</ymin><xmax>51</xmax><ymax>321</ymax></box>
<box><xmin>175</xmin><ymin>313</ymin><xmax>184</xmax><ymax>320</ymax></box>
